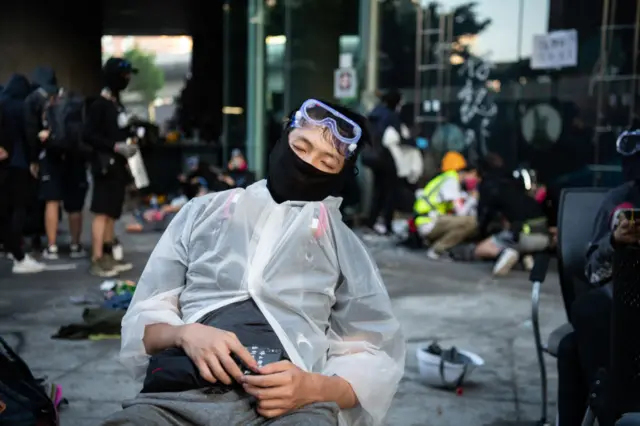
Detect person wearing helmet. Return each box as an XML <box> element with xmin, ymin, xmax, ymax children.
<box><xmin>101</xmin><ymin>99</ymin><xmax>404</xmax><ymax>426</ymax></box>
<box><xmin>85</xmin><ymin>57</ymin><xmax>139</xmax><ymax>277</ymax></box>
<box><xmin>413</xmin><ymin>151</ymin><xmax>479</xmax><ymax>259</ymax></box>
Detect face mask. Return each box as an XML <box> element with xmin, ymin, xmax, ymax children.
<box><xmin>463</xmin><ymin>176</ymin><xmax>478</xmax><ymax>192</ymax></box>
<box><xmin>267</xmin><ymin>136</ymin><xmax>346</xmax><ymax>203</ymax></box>
<box><xmin>104</xmin><ymin>73</ymin><xmax>130</xmax><ymax>93</ymax></box>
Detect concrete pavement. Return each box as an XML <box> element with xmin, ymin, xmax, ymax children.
<box><xmin>0</xmin><ymin>228</ymin><xmax>565</xmax><ymax>426</ymax></box>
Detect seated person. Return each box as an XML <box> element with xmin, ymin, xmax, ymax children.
<box><xmin>414</xmin><ymin>151</ymin><xmax>478</xmax><ymax>260</ymax></box>
<box><xmin>126</xmin><ymin>191</ymin><xmax>196</xmax><ymax>234</ymax></box>
<box><xmin>556</xmin><ymin>130</ymin><xmax>640</xmax><ymax>426</ymax></box>
<box><xmin>179</xmin><ymin>157</ymin><xmax>230</xmax><ymax>197</ymax></box>
<box><xmin>103</xmin><ymin>99</ymin><xmax>405</xmax><ymax>426</ymax></box>
<box><xmin>471</xmin><ymin>155</ymin><xmax>550</xmax><ymax>276</ymax></box>
<box><xmin>224</xmin><ymin>149</ymin><xmax>257</xmax><ymax>189</ymax></box>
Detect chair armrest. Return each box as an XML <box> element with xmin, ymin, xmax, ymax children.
<box><xmin>530</xmin><ymin>252</ymin><xmax>551</xmax><ymax>283</ymax></box>
<box><xmin>616</xmin><ymin>412</ymin><xmax>640</xmax><ymax>426</ymax></box>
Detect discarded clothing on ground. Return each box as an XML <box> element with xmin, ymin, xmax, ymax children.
<box><xmin>52</xmin><ymin>308</ymin><xmax>124</xmax><ymax>340</ymax></box>
<box><xmin>102</xmin><ymin>292</ymin><xmax>133</xmax><ymax>310</ymax></box>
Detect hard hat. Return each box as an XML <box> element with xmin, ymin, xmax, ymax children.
<box><xmin>441</xmin><ymin>151</ymin><xmax>467</xmax><ymax>172</ymax></box>
<box><xmin>416</xmin><ymin>342</ymin><xmax>484</xmax><ymax>389</ymax></box>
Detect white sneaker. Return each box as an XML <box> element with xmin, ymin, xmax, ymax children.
<box><xmin>426</xmin><ymin>248</ymin><xmax>452</xmax><ymax>262</ymax></box>
<box><xmin>42</xmin><ymin>245</ymin><xmax>59</xmax><ymax>260</ymax></box>
<box><xmin>493</xmin><ymin>248</ymin><xmax>520</xmax><ymax>276</ymax></box>
<box><xmin>426</xmin><ymin>248</ymin><xmax>440</xmax><ymax>260</ymax></box>
<box><xmin>522</xmin><ymin>255</ymin><xmax>535</xmax><ymax>272</ymax></box>
<box><xmin>13</xmin><ymin>255</ymin><xmax>46</xmax><ymax>274</ymax></box>
<box><xmin>373</xmin><ymin>223</ymin><xmax>388</xmax><ymax>235</ymax></box>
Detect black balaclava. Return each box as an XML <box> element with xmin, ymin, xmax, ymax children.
<box><xmin>267</xmin><ymin>131</ymin><xmax>350</xmax><ymax>203</ymax></box>
<box><xmin>102</xmin><ymin>57</ymin><xmax>135</xmax><ymax>94</ymax></box>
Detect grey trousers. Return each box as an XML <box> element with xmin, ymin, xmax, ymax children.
<box><xmin>101</xmin><ymin>388</ymin><xmax>339</xmax><ymax>426</ymax></box>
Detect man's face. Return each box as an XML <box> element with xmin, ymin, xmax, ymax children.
<box><xmin>288</xmin><ymin>126</ymin><xmax>345</xmax><ymax>174</ymax></box>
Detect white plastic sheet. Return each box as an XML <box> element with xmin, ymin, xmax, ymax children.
<box><xmin>120</xmin><ymin>180</ymin><xmax>405</xmax><ymax>425</ymax></box>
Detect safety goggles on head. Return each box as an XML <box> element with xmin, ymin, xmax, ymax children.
<box><xmin>616</xmin><ymin>130</ymin><xmax>640</xmax><ymax>156</ymax></box>
<box><xmin>290</xmin><ymin>99</ymin><xmax>362</xmax><ymax>158</ymax></box>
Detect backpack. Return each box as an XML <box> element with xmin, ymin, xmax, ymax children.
<box><xmin>45</xmin><ymin>94</ymin><xmax>88</xmax><ymax>155</ymax></box>
<box><xmin>0</xmin><ymin>336</ymin><xmax>58</xmax><ymax>426</ymax></box>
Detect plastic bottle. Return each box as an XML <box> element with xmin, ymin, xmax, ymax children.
<box><xmin>150</xmin><ymin>195</ymin><xmax>159</xmax><ymax>210</ymax></box>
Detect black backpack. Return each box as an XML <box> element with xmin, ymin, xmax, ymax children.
<box><xmin>44</xmin><ymin>94</ymin><xmax>87</xmax><ymax>154</ymax></box>
<box><xmin>0</xmin><ymin>337</ymin><xmax>57</xmax><ymax>426</ymax></box>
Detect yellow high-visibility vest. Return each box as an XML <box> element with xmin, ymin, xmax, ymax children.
<box><xmin>414</xmin><ymin>170</ymin><xmax>458</xmax><ymax>227</ymax></box>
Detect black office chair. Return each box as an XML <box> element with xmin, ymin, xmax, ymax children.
<box><xmin>531</xmin><ymin>187</ymin><xmax>609</xmax><ymax>425</ymax></box>
<box><xmin>610</xmin><ymin>247</ymin><xmax>640</xmax><ymax>421</ymax></box>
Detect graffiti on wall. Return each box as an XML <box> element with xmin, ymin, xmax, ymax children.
<box><xmin>457</xmin><ymin>55</ymin><xmax>497</xmax><ymax>160</ymax></box>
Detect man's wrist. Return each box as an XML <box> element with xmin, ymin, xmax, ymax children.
<box><xmin>305</xmin><ymin>372</ymin><xmax>357</xmax><ymax>409</ymax></box>
<box><xmin>306</xmin><ymin>372</ymin><xmax>330</xmax><ymax>405</ymax></box>
<box><xmin>173</xmin><ymin>324</ymin><xmax>188</xmax><ymax>348</ymax></box>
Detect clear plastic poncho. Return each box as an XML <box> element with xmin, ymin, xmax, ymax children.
<box><xmin>120</xmin><ymin>180</ymin><xmax>406</xmax><ymax>426</ymax></box>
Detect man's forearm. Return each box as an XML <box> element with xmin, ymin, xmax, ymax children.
<box><xmin>142</xmin><ymin>323</ymin><xmax>184</xmax><ymax>355</ymax></box>
<box><xmin>309</xmin><ymin>373</ymin><xmax>358</xmax><ymax>410</ymax></box>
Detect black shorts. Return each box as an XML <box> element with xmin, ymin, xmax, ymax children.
<box><xmin>91</xmin><ymin>175</ymin><xmax>127</xmax><ymax>219</ymax></box>
<box><xmin>39</xmin><ymin>155</ymin><xmax>88</xmax><ymax>213</ymax></box>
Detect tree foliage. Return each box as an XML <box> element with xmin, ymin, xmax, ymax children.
<box><xmin>124</xmin><ymin>47</ymin><xmax>165</xmax><ymax>104</ymax></box>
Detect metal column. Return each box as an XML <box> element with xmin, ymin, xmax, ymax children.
<box><xmin>221</xmin><ymin>0</ymin><xmax>231</xmax><ymax>166</ymax></box>
<box><xmin>361</xmin><ymin>0</ymin><xmax>379</xmax><ymax>112</ymax></box>
<box><xmin>246</xmin><ymin>0</ymin><xmax>266</xmax><ymax>178</ymax></box>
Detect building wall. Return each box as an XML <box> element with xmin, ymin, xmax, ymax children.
<box><xmin>380</xmin><ymin>0</ymin><xmax>637</xmax><ymax>187</ymax></box>
<box><xmin>0</xmin><ymin>1</ymin><xmax>103</xmax><ymax>95</ymax></box>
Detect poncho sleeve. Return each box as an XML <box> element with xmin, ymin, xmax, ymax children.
<box><xmin>323</xmin><ymin>225</ymin><xmax>406</xmax><ymax>426</ymax></box>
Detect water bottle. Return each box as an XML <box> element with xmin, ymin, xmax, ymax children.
<box><xmin>150</xmin><ymin>195</ymin><xmax>159</xmax><ymax>210</ymax></box>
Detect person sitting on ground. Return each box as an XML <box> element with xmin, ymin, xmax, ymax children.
<box><xmin>126</xmin><ymin>182</ymin><xmax>206</xmax><ymax>234</ymax></box>
<box><xmin>225</xmin><ymin>149</ymin><xmax>256</xmax><ymax>189</ymax></box>
<box><xmin>414</xmin><ymin>151</ymin><xmax>479</xmax><ymax>260</ymax></box>
<box><xmin>463</xmin><ymin>154</ymin><xmax>550</xmax><ymax>276</ymax></box>
<box><xmin>555</xmin><ymin>130</ymin><xmax>640</xmax><ymax>426</ymax></box>
<box><xmin>103</xmin><ymin>99</ymin><xmax>405</xmax><ymax>426</ymax></box>
<box><xmin>179</xmin><ymin>156</ymin><xmax>232</xmax><ymax>197</ymax></box>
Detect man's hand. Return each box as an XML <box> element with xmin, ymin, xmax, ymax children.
<box><xmin>0</xmin><ymin>147</ymin><xmax>7</xmax><ymax>161</ymax></box>
<box><xmin>38</xmin><ymin>130</ymin><xmax>50</xmax><ymax>142</ymax></box>
<box><xmin>219</xmin><ymin>175</ymin><xmax>235</xmax><ymax>186</ymax></box>
<box><xmin>177</xmin><ymin>323</ymin><xmax>258</xmax><ymax>385</ymax></box>
<box><xmin>614</xmin><ymin>218</ymin><xmax>639</xmax><ymax>245</ymax></box>
<box><xmin>29</xmin><ymin>163</ymin><xmax>39</xmax><ymax>179</ymax></box>
<box><xmin>242</xmin><ymin>361</ymin><xmax>318</xmax><ymax>418</ymax></box>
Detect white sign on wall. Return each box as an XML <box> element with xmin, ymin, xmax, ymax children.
<box><xmin>530</xmin><ymin>29</ymin><xmax>578</xmax><ymax>70</ymax></box>
<box><xmin>334</xmin><ymin>68</ymin><xmax>357</xmax><ymax>99</ymax></box>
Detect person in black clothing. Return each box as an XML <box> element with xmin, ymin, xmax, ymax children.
<box><xmin>179</xmin><ymin>156</ymin><xmax>231</xmax><ymax>199</ymax></box>
<box><xmin>0</xmin><ymin>74</ymin><xmax>46</xmax><ymax>274</ymax></box>
<box><xmin>555</xmin><ymin>131</ymin><xmax>640</xmax><ymax>426</ymax></box>
<box><xmin>85</xmin><ymin>57</ymin><xmax>139</xmax><ymax>277</ymax></box>
<box><xmin>454</xmin><ymin>154</ymin><xmax>549</xmax><ymax>275</ymax></box>
<box><xmin>24</xmin><ymin>67</ymin><xmax>89</xmax><ymax>260</ymax></box>
<box><xmin>365</xmin><ymin>91</ymin><xmax>403</xmax><ymax>235</ymax></box>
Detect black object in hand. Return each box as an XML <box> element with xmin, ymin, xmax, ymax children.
<box><xmin>239</xmin><ymin>346</ymin><xmax>284</xmax><ymax>375</ymax></box>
